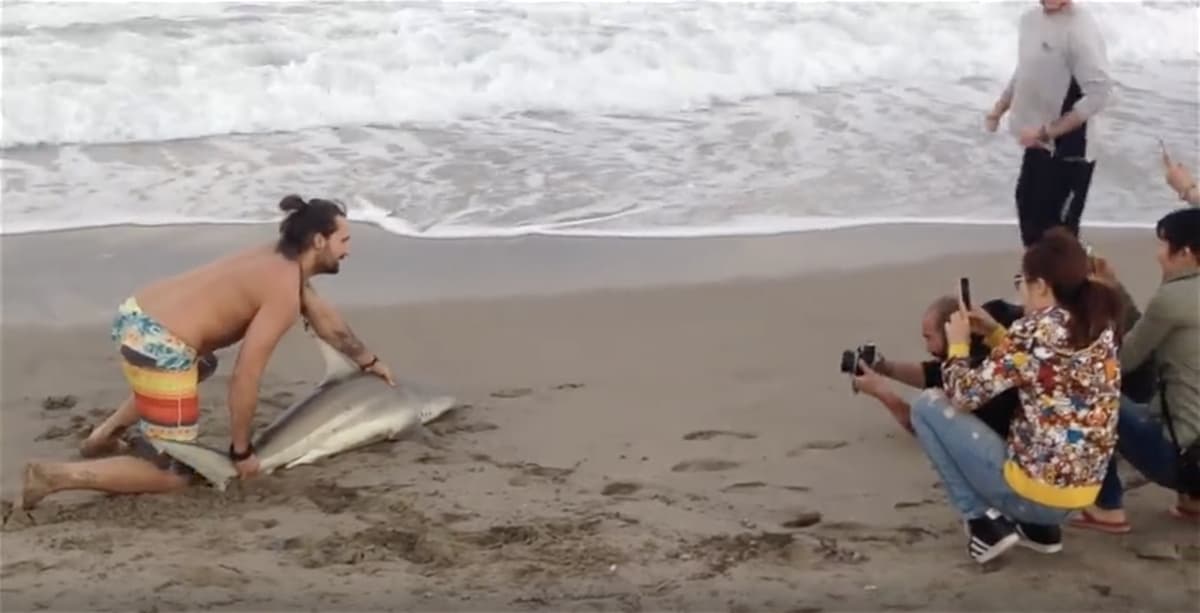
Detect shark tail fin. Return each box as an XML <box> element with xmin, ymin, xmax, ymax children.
<box><xmin>149</xmin><ymin>439</ymin><xmax>239</xmax><ymax>492</ymax></box>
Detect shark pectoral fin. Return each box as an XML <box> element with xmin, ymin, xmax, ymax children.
<box><xmin>418</xmin><ymin>396</ymin><xmax>458</xmax><ymax>425</ymax></box>
<box><xmin>309</xmin><ymin>326</ymin><xmax>362</xmax><ymax>385</ymax></box>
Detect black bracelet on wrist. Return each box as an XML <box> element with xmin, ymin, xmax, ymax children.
<box><xmin>229</xmin><ymin>442</ymin><xmax>255</xmax><ymax>461</ymax></box>
<box><xmin>359</xmin><ymin>355</ymin><xmax>379</xmax><ymax>371</ymax></box>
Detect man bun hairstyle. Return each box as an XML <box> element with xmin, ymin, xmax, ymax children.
<box><xmin>275</xmin><ymin>194</ymin><xmax>348</xmax><ymax>259</ymax></box>
<box><xmin>1021</xmin><ymin>226</ymin><xmax>1123</xmax><ymax>348</ymax></box>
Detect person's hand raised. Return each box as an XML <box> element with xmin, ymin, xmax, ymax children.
<box><xmin>1166</xmin><ymin>162</ymin><xmax>1195</xmax><ymax>199</ymax></box>
<box><xmin>967</xmin><ymin>306</ymin><xmax>1002</xmax><ymax>338</ymax></box>
<box><xmin>945</xmin><ymin>305</ymin><xmax>972</xmax><ymax>348</ymax></box>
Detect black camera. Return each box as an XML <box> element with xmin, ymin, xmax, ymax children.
<box><xmin>839</xmin><ymin>343</ymin><xmax>877</xmax><ymax>376</ymax></box>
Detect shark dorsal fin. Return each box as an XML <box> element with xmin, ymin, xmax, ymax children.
<box><xmin>310</xmin><ymin>328</ymin><xmax>361</xmax><ymax>384</ymax></box>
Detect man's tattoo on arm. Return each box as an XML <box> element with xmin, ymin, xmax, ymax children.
<box><xmin>302</xmin><ymin>280</ymin><xmax>368</xmax><ymax>360</ymax></box>
<box><xmin>332</xmin><ymin>326</ymin><xmax>367</xmax><ymax>360</ymax></box>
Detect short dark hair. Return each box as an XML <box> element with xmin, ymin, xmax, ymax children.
<box><xmin>1156</xmin><ymin>207</ymin><xmax>1200</xmax><ymax>257</ymax></box>
<box><xmin>275</xmin><ymin>194</ymin><xmax>347</xmax><ymax>259</ymax></box>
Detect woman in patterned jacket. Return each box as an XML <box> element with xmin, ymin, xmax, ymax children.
<box><xmin>909</xmin><ymin>227</ymin><xmax>1123</xmax><ymax>565</ymax></box>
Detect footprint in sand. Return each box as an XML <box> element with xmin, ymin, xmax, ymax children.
<box><xmin>786</xmin><ymin>440</ymin><xmax>848</xmax><ymax>456</ymax></box>
<box><xmin>720</xmin><ymin>481</ymin><xmax>767</xmax><ymax>492</ymax></box>
<box><xmin>682</xmin><ymin>430</ymin><xmax>758</xmax><ymax>441</ymax></box>
<box><xmin>893</xmin><ymin>498</ymin><xmax>937</xmax><ymax>510</ymax></box>
<box><xmin>241</xmin><ymin>518</ymin><xmax>279</xmax><ymax>531</ymax></box>
<box><xmin>490</xmin><ymin>388</ymin><xmax>533</xmax><ymax>399</ymax></box>
<box><xmin>671</xmin><ymin>459</ymin><xmax>741</xmax><ymax>473</ymax></box>
<box><xmin>429</xmin><ymin>418</ymin><xmax>498</xmax><ymax>436</ymax></box>
<box><xmin>0</xmin><ymin>559</ymin><xmax>54</xmax><ymax>579</ymax></box>
<box><xmin>781</xmin><ymin>511</ymin><xmax>823</xmax><ymax>529</ymax></box>
<box><xmin>35</xmin><ymin>425</ymin><xmax>75</xmax><ymax>441</ymax></box>
<box><xmin>601</xmin><ymin>481</ymin><xmax>642</xmax><ymax>496</ymax></box>
<box><xmin>41</xmin><ymin>395</ymin><xmax>77</xmax><ymax>411</ymax></box>
<box><xmin>304</xmin><ymin>482</ymin><xmax>362</xmax><ymax>515</ymax></box>
<box><xmin>720</xmin><ymin>482</ymin><xmax>812</xmax><ymax>494</ymax></box>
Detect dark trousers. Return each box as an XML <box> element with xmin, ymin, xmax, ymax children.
<box><xmin>1095</xmin><ymin>398</ymin><xmax>1186</xmax><ymax>510</ymax></box>
<box><xmin>1014</xmin><ymin>146</ymin><xmax>1096</xmax><ymax>247</ymax></box>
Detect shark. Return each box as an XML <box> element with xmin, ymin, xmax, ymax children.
<box><xmin>149</xmin><ymin>331</ymin><xmax>458</xmax><ymax>491</ymax></box>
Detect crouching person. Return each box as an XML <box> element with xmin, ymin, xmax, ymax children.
<box><xmin>910</xmin><ymin>228</ymin><xmax>1123</xmax><ymax>564</ymax></box>
<box><xmin>1072</xmin><ymin>207</ymin><xmax>1200</xmax><ymax>532</ymax></box>
<box><xmin>852</xmin><ymin>295</ymin><xmax>1023</xmax><ymax>439</ymax></box>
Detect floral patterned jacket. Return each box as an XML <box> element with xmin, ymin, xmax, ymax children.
<box><xmin>942</xmin><ymin>305</ymin><xmax>1121</xmax><ymax>509</ymax></box>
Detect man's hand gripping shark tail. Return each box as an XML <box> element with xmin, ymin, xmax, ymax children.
<box><xmin>150</xmin><ymin>329</ymin><xmax>458</xmax><ymax>491</ymax></box>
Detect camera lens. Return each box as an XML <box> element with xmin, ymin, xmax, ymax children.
<box><xmin>860</xmin><ymin>344</ymin><xmax>876</xmax><ymax>366</ymax></box>
<box><xmin>840</xmin><ymin>350</ymin><xmax>856</xmax><ymax>373</ymax></box>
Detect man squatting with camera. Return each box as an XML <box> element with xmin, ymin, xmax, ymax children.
<box><xmin>850</xmin><ymin>272</ymin><xmax>1155</xmax><ymax>442</ymax></box>
<box><xmin>846</xmin><ymin>295</ymin><xmax>1023</xmax><ymax>440</ymax></box>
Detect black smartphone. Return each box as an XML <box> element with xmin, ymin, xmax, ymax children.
<box><xmin>959</xmin><ymin>277</ymin><xmax>972</xmax><ymax>310</ymax></box>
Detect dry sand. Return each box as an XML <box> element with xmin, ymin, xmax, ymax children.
<box><xmin>1</xmin><ymin>223</ymin><xmax>1197</xmax><ymax>611</ymax></box>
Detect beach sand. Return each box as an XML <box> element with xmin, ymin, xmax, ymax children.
<box><xmin>1</xmin><ymin>223</ymin><xmax>1197</xmax><ymax>611</ymax></box>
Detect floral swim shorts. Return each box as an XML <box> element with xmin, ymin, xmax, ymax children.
<box><xmin>110</xmin><ymin>296</ymin><xmax>205</xmax><ymax>442</ymax></box>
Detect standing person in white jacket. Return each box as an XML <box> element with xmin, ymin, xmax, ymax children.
<box><xmin>985</xmin><ymin>0</ymin><xmax>1114</xmax><ymax>247</ymax></box>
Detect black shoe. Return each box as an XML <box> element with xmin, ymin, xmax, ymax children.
<box><xmin>965</xmin><ymin>509</ymin><xmax>1020</xmax><ymax>564</ymax></box>
<box><xmin>1016</xmin><ymin>522</ymin><xmax>1063</xmax><ymax>553</ymax></box>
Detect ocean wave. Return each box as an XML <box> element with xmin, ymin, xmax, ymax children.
<box><xmin>3</xmin><ymin>1</ymin><xmax>1195</xmax><ymax>147</ymax></box>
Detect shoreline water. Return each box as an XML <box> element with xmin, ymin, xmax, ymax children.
<box><xmin>0</xmin><ymin>220</ymin><xmax>1158</xmax><ymax>326</ymax></box>
<box><xmin>0</xmin><ymin>213</ymin><xmax>1159</xmax><ymax>240</ymax></box>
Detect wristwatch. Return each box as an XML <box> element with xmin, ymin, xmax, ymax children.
<box><xmin>229</xmin><ymin>442</ymin><xmax>255</xmax><ymax>461</ymax></box>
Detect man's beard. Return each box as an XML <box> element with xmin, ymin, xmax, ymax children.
<box><xmin>318</xmin><ymin>257</ymin><xmax>341</xmax><ymax>275</ymax></box>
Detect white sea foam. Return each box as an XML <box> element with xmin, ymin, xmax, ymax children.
<box><xmin>2</xmin><ymin>1</ymin><xmax>1196</xmax><ymax>147</ymax></box>
<box><xmin>1</xmin><ymin>1</ymin><xmax>1197</xmax><ymax>238</ymax></box>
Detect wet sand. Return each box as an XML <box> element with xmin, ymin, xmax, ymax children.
<box><xmin>1</xmin><ymin>223</ymin><xmax>1197</xmax><ymax>611</ymax></box>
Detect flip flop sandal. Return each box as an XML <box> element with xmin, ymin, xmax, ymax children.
<box><xmin>1068</xmin><ymin>510</ymin><xmax>1132</xmax><ymax>534</ymax></box>
<box><xmin>1167</xmin><ymin>504</ymin><xmax>1200</xmax><ymax>523</ymax></box>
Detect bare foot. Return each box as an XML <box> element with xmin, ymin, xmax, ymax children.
<box><xmin>1084</xmin><ymin>505</ymin><xmax>1128</xmax><ymax>525</ymax></box>
<box><xmin>79</xmin><ymin>427</ymin><xmax>129</xmax><ymax>458</ymax></box>
<box><xmin>18</xmin><ymin>462</ymin><xmax>54</xmax><ymax>510</ymax></box>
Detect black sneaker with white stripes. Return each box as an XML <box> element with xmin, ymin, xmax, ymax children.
<box><xmin>965</xmin><ymin>509</ymin><xmax>1020</xmax><ymax>564</ymax></box>
<box><xmin>1015</xmin><ymin>522</ymin><xmax>1063</xmax><ymax>553</ymax></box>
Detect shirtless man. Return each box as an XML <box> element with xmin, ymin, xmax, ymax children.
<box><xmin>18</xmin><ymin>195</ymin><xmax>394</xmax><ymax>509</ymax></box>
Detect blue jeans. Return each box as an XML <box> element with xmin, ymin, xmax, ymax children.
<box><xmin>910</xmin><ymin>389</ymin><xmax>1073</xmax><ymax>525</ymax></box>
<box><xmin>1095</xmin><ymin>396</ymin><xmax>1183</xmax><ymax>510</ymax></box>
